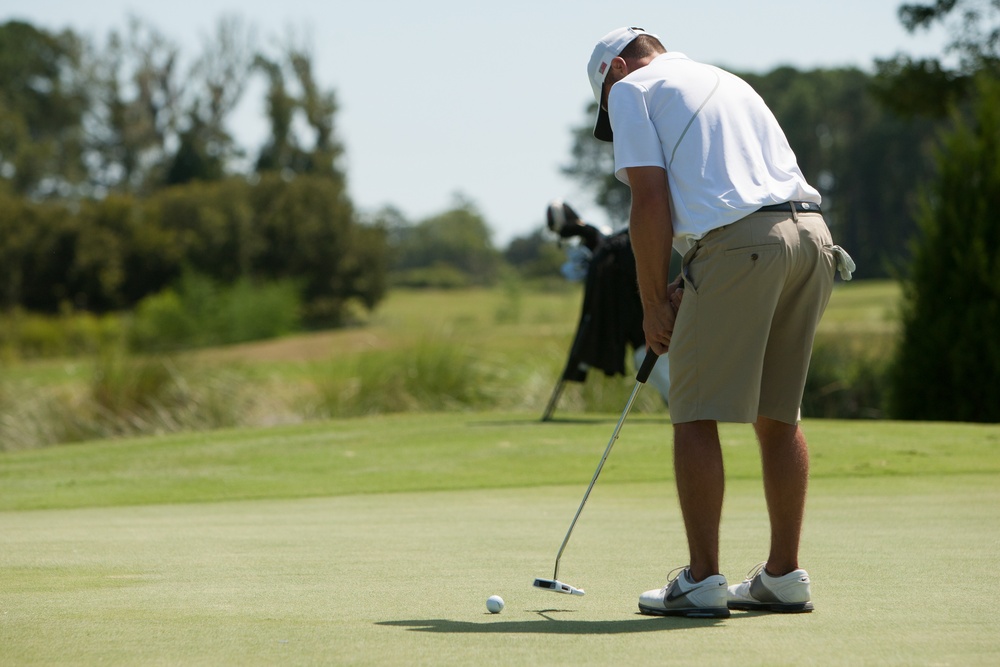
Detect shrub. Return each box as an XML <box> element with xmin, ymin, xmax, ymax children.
<box><xmin>889</xmin><ymin>75</ymin><xmax>1000</xmax><ymax>422</ymax></box>
<box><xmin>129</xmin><ymin>272</ymin><xmax>301</xmax><ymax>352</ymax></box>
<box><xmin>0</xmin><ymin>308</ymin><xmax>124</xmax><ymax>359</ymax></box>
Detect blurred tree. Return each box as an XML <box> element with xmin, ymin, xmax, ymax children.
<box><xmin>254</xmin><ymin>41</ymin><xmax>343</xmax><ymax>178</ymax></box>
<box><xmin>889</xmin><ymin>74</ymin><xmax>1000</xmax><ymax>422</ymax></box>
<box><xmin>874</xmin><ymin>0</ymin><xmax>1000</xmax><ymax>116</ymax></box>
<box><xmin>253</xmin><ymin>53</ymin><xmax>300</xmax><ymax>174</ymax></box>
<box><xmin>85</xmin><ymin>15</ymin><xmax>256</xmax><ymax>193</ymax></box>
<box><xmin>84</xmin><ymin>16</ymin><xmax>183</xmax><ymax>194</ymax></box>
<box><xmin>165</xmin><ymin>117</ymin><xmax>226</xmax><ymax>185</ymax></box>
<box><xmin>0</xmin><ymin>194</ymin><xmax>79</xmax><ymax>311</ymax></box>
<box><xmin>0</xmin><ymin>21</ymin><xmax>89</xmax><ymax>197</ymax></box>
<box><xmin>504</xmin><ymin>228</ymin><xmax>566</xmax><ymax>279</ymax></box>
<box><xmin>248</xmin><ymin>173</ymin><xmax>384</xmax><ymax>324</ymax></box>
<box><xmin>289</xmin><ymin>50</ymin><xmax>342</xmax><ymax>177</ymax></box>
<box><xmin>562</xmin><ymin>108</ymin><xmax>629</xmax><ymax>225</ymax></box>
<box><xmin>166</xmin><ymin>16</ymin><xmax>256</xmax><ymax>185</ymax></box>
<box><xmin>391</xmin><ymin>197</ymin><xmax>503</xmax><ymax>287</ymax></box>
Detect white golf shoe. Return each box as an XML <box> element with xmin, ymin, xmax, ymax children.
<box><xmin>638</xmin><ymin>567</ymin><xmax>730</xmax><ymax>618</ymax></box>
<box><xmin>727</xmin><ymin>563</ymin><xmax>814</xmax><ymax>613</ymax></box>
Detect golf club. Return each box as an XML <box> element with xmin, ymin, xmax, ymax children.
<box><xmin>533</xmin><ymin>347</ymin><xmax>659</xmax><ymax>596</ymax></box>
<box><xmin>545</xmin><ymin>198</ymin><xmax>581</xmax><ymax>234</ymax></box>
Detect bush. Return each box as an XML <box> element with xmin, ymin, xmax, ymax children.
<box><xmin>0</xmin><ymin>308</ymin><xmax>123</xmax><ymax>359</ymax></box>
<box><xmin>129</xmin><ymin>272</ymin><xmax>302</xmax><ymax>352</ymax></box>
<box><xmin>391</xmin><ymin>264</ymin><xmax>472</xmax><ymax>289</ymax></box>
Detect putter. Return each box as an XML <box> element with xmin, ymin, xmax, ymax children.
<box><xmin>533</xmin><ymin>348</ymin><xmax>659</xmax><ymax>596</ymax></box>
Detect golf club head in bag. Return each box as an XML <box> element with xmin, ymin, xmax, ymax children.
<box><xmin>533</xmin><ymin>348</ymin><xmax>660</xmax><ymax>597</ymax></box>
<box><xmin>546</xmin><ymin>199</ymin><xmax>582</xmax><ymax>235</ymax></box>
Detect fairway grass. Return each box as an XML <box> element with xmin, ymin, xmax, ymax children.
<box><xmin>2</xmin><ymin>411</ymin><xmax>1000</xmax><ymax>665</ymax></box>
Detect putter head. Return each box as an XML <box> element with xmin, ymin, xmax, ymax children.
<box><xmin>533</xmin><ymin>577</ymin><xmax>585</xmax><ymax>596</ymax></box>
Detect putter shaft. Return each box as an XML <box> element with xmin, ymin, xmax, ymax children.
<box><xmin>551</xmin><ymin>349</ymin><xmax>659</xmax><ymax>582</ymax></box>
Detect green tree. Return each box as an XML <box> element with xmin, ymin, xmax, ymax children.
<box><xmin>85</xmin><ymin>15</ymin><xmax>255</xmax><ymax>193</ymax></box>
<box><xmin>0</xmin><ymin>21</ymin><xmax>88</xmax><ymax>197</ymax></box>
<box><xmin>0</xmin><ymin>196</ymin><xmax>79</xmax><ymax>311</ymax></box>
<box><xmin>562</xmin><ymin>106</ymin><xmax>630</xmax><ymax>225</ymax></box>
<box><xmin>874</xmin><ymin>0</ymin><xmax>1000</xmax><ymax>116</ymax></box>
<box><xmin>504</xmin><ymin>228</ymin><xmax>565</xmax><ymax>279</ymax></box>
<box><xmin>391</xmin><ymin>198</ymin><xmax>502</xmax><ymax>287</ymax></box>
<box><xmin>889</xmin><ymin>75</ymin><xmax>1000</xmax><ymax>422</ymax></box>
<box><xmin>84</xmin><ymin>17</ymin><xmax>184</xmax><ymax>194</ymax></box>
<box><xmin>254</xmin><ymin>43</ymin><xmax>343</xmax><ymax>177</ymax></box>
<box><xmin>166</xmin><ymin>16</ymin><xmax>256</xmax><ymax>185</ymax></box>
<box><xmin>248</xmin><ymin>173</ymin><xmax>385</xmax><ymax>324</ymax></box>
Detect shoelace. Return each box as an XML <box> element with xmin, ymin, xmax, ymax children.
<box><xmin>743</xmin><ymin>562</ymin><xmax>768</xmax><ymax>583</ymax></box>
<box><xmin>660</xmin><ymin>565</ymin><xmax>689</xmax><ymax>592</ymax></box>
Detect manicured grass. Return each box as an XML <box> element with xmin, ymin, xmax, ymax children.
<box><xmin>1</xmin><ymin>412</ymin><xmax>999</xmax><ymax>665</ymax></box>
<box><xmin>1</xmin><ymin>480</ymin><xmax>997</xmax><ymax>666</ymax></box>
<box><xmin>2</xmin><ymin>412</ymin><xmax>998</xmax><ymax>511</ymax></box>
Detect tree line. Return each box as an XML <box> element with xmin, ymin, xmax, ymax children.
<box><xmin>0</xmin><ymin>17</ymin><xmax>345</xmax><ymax>197</ymax></box>
<box><xmin>0</xmin><ymin>14</ymin><xmax>960</xmax><ymax>315</ymax></box>
<box><xmin>0</xmin><ymin>175</ymin><xmax>387</xmax><ymax>324</ymax></box>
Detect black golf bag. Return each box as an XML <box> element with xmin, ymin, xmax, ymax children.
<box><xmin>542</xmin><ymin>228</ymin><xmax>645</xmax><ymax>421</ymax></box>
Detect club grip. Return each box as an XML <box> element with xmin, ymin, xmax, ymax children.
<box><xmin>636</xmin><ymin>347</ymin><xmax>659</xmax><ymax>384</ymax></box>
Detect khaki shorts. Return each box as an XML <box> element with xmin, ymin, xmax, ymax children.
<box><xmin>668</xmin><ymin>210</ymin><xmax>837</xmax><ymax>425</ymax></box>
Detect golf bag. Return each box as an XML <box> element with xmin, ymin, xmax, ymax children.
<box><xmin>542</xmin><ymin>226</ymin><xmax>665</xmax><ymax>420</ymax></box>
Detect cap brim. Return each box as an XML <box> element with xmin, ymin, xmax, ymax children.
<box><xmin>594</xmin><ymin>107</ymin><xmax>613</xmax><ymax>142</ymax></box>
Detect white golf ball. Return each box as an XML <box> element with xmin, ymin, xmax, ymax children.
<box><xmin>486</xmin><ymin>595</ymin><xmax>504</xmax><ymax>614</ymax></box>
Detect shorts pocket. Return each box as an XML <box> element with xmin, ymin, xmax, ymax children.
<box><xmin>722</xmin><ymin>243</ymin><xmax>781</xmax><ymax>258</ymax></box>
<box><xmin>680</xmin><ymin>241</ymin><xmax>702</xmax><ymax>294</ymax></box>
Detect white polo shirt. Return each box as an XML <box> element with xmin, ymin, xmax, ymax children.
<box><xmin>610</xmin><ymin>52</ymin><xmax>821</xmax><ymax>256</ymax></box>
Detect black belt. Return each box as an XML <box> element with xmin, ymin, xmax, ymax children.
<box><xmin>757</xmin><ymin>201</ymin><xmax>821</xmax><ymax>214</ymax></box>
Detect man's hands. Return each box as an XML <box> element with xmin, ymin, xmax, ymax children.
<box><xmin>644</xmin><ymin>275</ymin><xmax>684</xmax><ymax>355</ymax></box>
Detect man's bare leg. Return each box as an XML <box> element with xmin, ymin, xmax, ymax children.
<box><xmin>754</xmin><ymin>416</ymin><xmax>809</xmax><ymax>576</ymax></box>
<box><xmin>673</xmin><ymin>420</ymin><xmax>725</xmax><ymax>581</ymax></box>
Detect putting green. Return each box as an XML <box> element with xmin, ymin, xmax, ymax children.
<box><xmin>2</xmin><ymin>474</ymin><xmax>997</xmax><ymax>665</ymax></box>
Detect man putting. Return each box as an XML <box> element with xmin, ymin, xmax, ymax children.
<box><xmin>586</xmin><ymin>26</ymin><xmax>852</xmax><ymax>618</ymax></box>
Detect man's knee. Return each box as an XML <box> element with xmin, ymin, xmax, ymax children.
<box><xmin>674</xmin><ymin>419</ymin><xmax>719</xmax><ymax>445</ymax></box>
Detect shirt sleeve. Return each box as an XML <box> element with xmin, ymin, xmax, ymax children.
<box><xmin>610</xmin><ymin>82</ymin><xmax>666</xmax><ymax>185</ymax></box>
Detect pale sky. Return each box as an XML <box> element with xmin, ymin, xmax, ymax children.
<box><xmin>3</xmin><ymin>1</ymin><xmax>950</xmax><ymax>244</ymax></box>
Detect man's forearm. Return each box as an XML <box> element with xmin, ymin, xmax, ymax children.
<box><xmin>627</xmin><ymin>168</ymin><xmax>674</xmax><ymax>306</ymax></box>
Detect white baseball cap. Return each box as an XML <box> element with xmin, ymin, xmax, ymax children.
<box><xmin>587</xmin><ymin>27</ymin><xmax>657</xmax><ymax>142</ymax></box>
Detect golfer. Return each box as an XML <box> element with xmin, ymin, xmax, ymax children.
<box><xmin>587</xmin><ymin>27</ymin><xmax>851</xmax><ymax>618</ymax></box>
